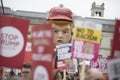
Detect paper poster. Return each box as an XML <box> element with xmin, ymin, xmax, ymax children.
<box><xmin>108</xmin><ymin>58</ymin><xmax>120</xmax><ymax>80</ymax></box>
<box><xmin>0</xmin><ymin>15</ymin><xmax>29</xmax><ymax>68</ymax></box>
<box><xmin>31</xmin><ymin>24</ymin><xmax>54</xmax><ymax>80</ymax></box>
<box><xmin>72</xmin><ymin>21</ymin><xmax>102</xmax><ymax>61</ymax></box>
<box><xmin>56</xmin><ymin>43</ymin><xmax>72</xmax><ymax>60</ymax></box>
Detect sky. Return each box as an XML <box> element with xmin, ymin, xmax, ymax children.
<box><xmin>2</xmin><ymin>0</ymin><xmax>120</xmax><ymax>19</ymax></box>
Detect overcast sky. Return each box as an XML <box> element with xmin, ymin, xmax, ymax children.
<box><xmin>2</xmin><ymin>0</ymin><xmax>120</xmax><ymax>19</ymax></box>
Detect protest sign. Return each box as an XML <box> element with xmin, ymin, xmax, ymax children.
<box><xmin>56</xmin><ymin>43</ymin><xmax>71</xmax><ymax>60</ymax></box>
<box><xmin>89</xmin><ymin>57</ymin><xmax>108</xmax><ymax>73</ymax></box>
<box><xmin>32</xmin><ymin>24</ymin><xmax>53</xmax><ymax>80</ymax></box>
<box><xmin>110</xmin><ymin>19</ymin><xmax>120</xmax><ymax>58</ymax></box>
<box><xmin>0</xmin><ymin>15</ymin><xmax>29</xmax><ymax>68</ymax></box>
<box><xmin>72</xmin><ymin>21</ymin><xmax>102</xmax><ymax>61</ymax></box>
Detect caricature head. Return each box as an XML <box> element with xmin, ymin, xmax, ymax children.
<box><xmin>46</xmin><ymin>6</ymin><xmax>73</xmax><ymax>47</ymax></box>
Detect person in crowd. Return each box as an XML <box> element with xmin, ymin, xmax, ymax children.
<box><xmin>22</xmin><ymin>63</ymin><xmax>32</xmax><ymax>80</ymax></box>
<box><xmin>54</xmin><ymin>70</ymin><xmax>63</xmax><ymax>80</ymax></box>
<box><xmin>7</xmin><ymin>69</ymin><xmax>22</xmax><ymax>80</ymax></box>
<box><xmin>46</xmin><ymin>5</ymin><xmax>73</xmax><ymax>80</ymax></box>
<box><xmin>85</xmin><ymin>68</ymin><xmax>103</xmax><ymax>80</ymax></box>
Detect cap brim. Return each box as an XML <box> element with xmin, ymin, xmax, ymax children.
<box><xmin>48</xmin><ymin>15</ymin><xmax>72</xmax><ymax>21</ymax></box>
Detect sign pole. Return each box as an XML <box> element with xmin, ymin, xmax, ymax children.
<box><xmin>63</xmin><ymin>69</ymin><xmax>66</xmax><ymax>80</ymax></box>
<box><xmin>80</xmin><ymin>59</ymin><xmax>86</xmax><ymax>80</ymax></box>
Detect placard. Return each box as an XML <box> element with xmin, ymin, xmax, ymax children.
<box><xmin>56</xmin><ymin>43</ymin><xmax>71</xmax><ymax>60</ymax></box>
<box><xmin>0</xmin><ymin>15</ymin><xmax>29</xmax><ymax>68</ymax></box>
<box><xmin>32</xmin><ymin>24</ymin><xmax>53</xmax><ymax>80</ymax></box>
<box><xmin>72</xmin><ymin>21</ymin><xmax>102</xmax><ymax>61</ymax></box>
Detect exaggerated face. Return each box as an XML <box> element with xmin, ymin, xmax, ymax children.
<box><xmin>22</xmin><ymin>67</ymin><xmax>31</xmax><ymax>80</ymax></box>
<box><xmin>52</xmin><ymin>23</ymin><xmax>72</xmax><ymax>46</ymax></box>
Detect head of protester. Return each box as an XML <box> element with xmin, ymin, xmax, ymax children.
<box><xmin>85</xmin><ymin>68</ymin><xmax>103</xmax><ymax>80</ymax></box>
<box><xmin>22</xmin><ymin>63</ymin><xmax>32</xmax><ymax>80</ymax></box>
<box><xmin>46</xmin><ymin>5</ymin><xmax>73</xmax><ymax>47</ymax></box>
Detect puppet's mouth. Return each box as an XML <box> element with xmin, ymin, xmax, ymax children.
<box><xmin>57</xmin><ymin>40</ymin><xmax>63</xmax><ymax>43</ymax></box>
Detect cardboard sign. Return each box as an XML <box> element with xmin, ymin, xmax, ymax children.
<box><xmin>108</xmin><ymin>58</ymin><xmax>120</xmax><ymax>80</ymax></box>
<box><xmin>0</xmin><ymin>15</ymin><xmax>29</xmax><ymax>68</ymax></box>
<box><xmin>110</xmin><ymin>20</ymin><xmax>120</xmax><ymax>58</ymax></box>
<box><xmin>56</xmin><ymin>43</ymin><xmax>72</xmax><ymax>60</ymax></box>
<box><xmin>72</xmin><ymin>21</ymin><xmax>102</xmax><ymax>61</ymax></box>
<box><xmin>32</xmin><ymin>24</ymin><xmax>54</xmax><ymax>80</ymax></box>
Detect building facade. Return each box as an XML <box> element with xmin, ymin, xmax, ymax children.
<box><xmin>0</xmin><ymin>7</ymin><xmax>115</xmax><ymax>57</ymax></box>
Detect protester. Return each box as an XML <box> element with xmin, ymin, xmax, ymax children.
<box><xmin>46</xmin><ymin>5</ymin><xmax>73</xmax><ymax>80</ymax></box>
<box><xmin>6</xmin><ymin>69</ymin><xmax>22</xmax><ymax>80</ymax></box>
<box><xmin>54</xmin><ymin>70</ymin><xmax>63</xmax><ymax>80</ymax></box>
<box><xmin>22</xmin><ymin>63</ymin><xmax>32</xmax><ymax>80</ymax></box>
<box><xmin>85</xmin><ymin>68</ymin><xmax>103</xmax><ymax>80</ymax></box>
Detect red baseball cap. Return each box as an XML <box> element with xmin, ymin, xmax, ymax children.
<box><xmin>47</xmin><ymin>7</ymin><xmax>73</xmax><ymax>22</ymax></box>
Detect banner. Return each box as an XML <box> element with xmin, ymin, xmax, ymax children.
<box><xmin>110</xmin><ymin>19</ymin><xmax>120</xmax><ymax>58</ymax></box>
<box><xmin>72</xmin><ymin>21</ymin><xmax>102</xmax><ymax>61</ymax></box>
<box><xmin>32</xmin><ymin>24</ymin><xmax>54</xmax><ymax>80</ymax></box>
<box><xmin>0</xmin><ymin>15</ymin><xmax>29</xmax><ymax>68</ymax></box>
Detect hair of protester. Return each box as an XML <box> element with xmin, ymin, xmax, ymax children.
<box><xmin>23</xmin><ymin>63</ymin><xmax>32</xmax><ymax>68</ymax></box>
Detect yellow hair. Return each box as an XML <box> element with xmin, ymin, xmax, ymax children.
<box><xmin>46</xmin><ymin>20</ymin><xmax>73</xmax><ymax>32</ymax></box>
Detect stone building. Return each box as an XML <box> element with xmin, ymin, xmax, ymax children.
<box><xmin>0</xmin><ymin>5</ymin><xmax>115</xmax><ymax>57</ymax></box>
<box><xmin>91</xmin><ymin>2</ymin><xmax>105</xmax><ymax>17</ymax></box>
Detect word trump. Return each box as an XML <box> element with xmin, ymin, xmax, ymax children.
<box><xmin>0</xmin><ymin>33</ymin><xmax>19</xmax><ymax>47</ymax></box>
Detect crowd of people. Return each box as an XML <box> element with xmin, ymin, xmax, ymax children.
<box><xmin>0</xmin><ymin>5</ymin><xmax>104</xmax><ymax>80</ymax></box>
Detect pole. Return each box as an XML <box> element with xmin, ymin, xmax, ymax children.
<box><xmin>1</xmin><ymin>0</ymin><xmax>5</xmax><ymax>15</ymax></box>
<box><xmin>63</xmin><ymin>70</ymin><xmax>66</xmax><ymax>80</ymax></box>
<box><xmin>80</xmin><ymin>59</ymin><xmax>86</xmax><ymax>80</ymax></box>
